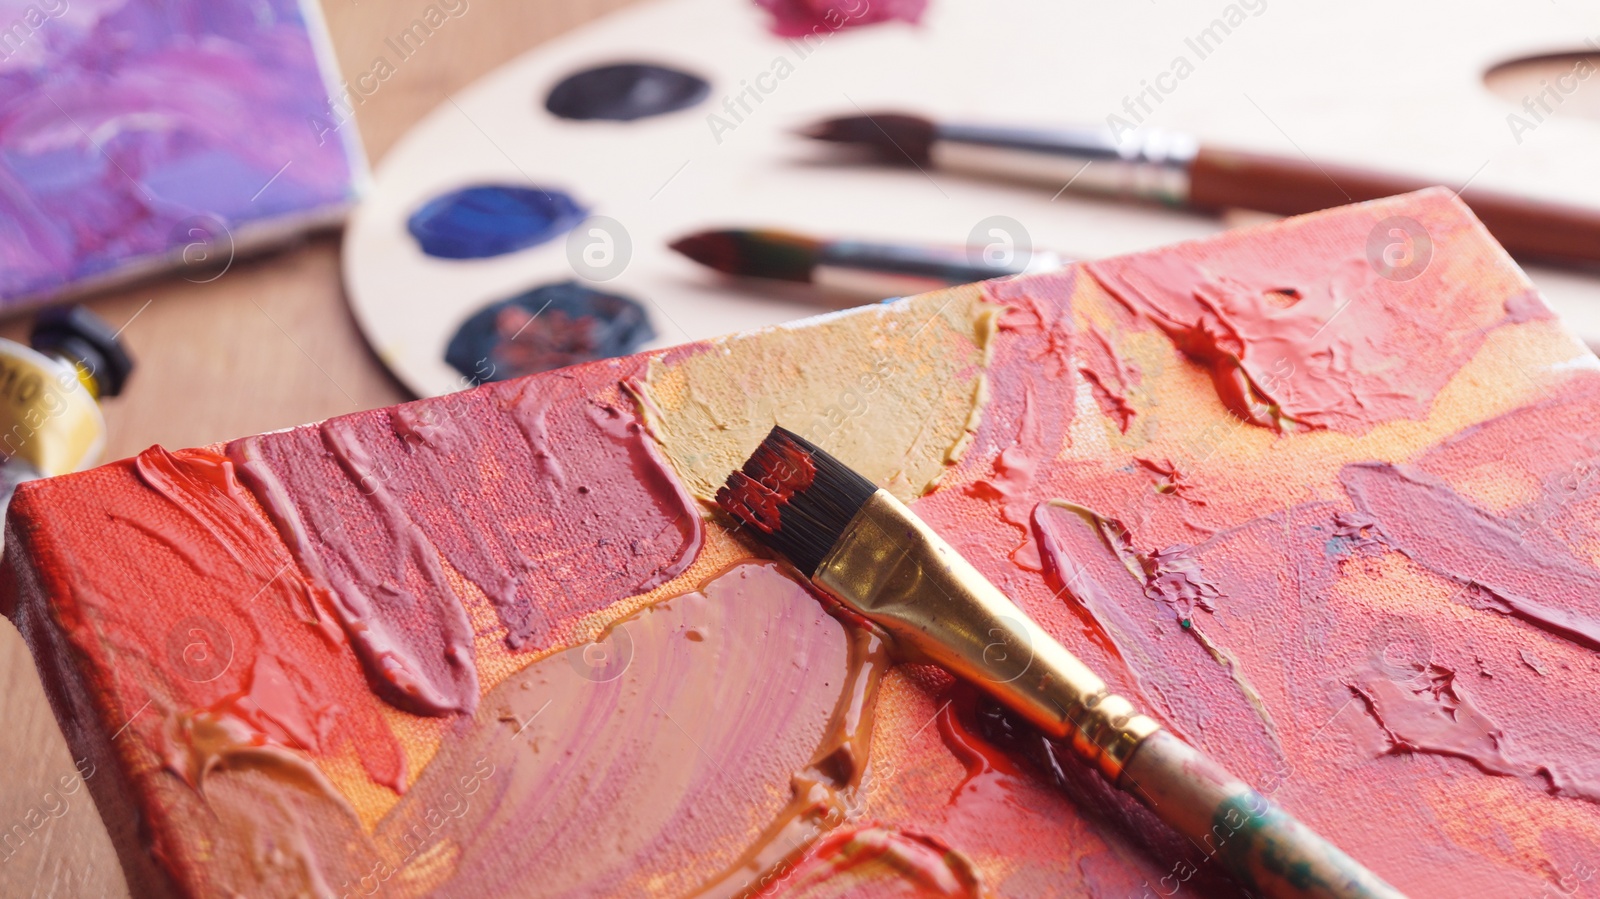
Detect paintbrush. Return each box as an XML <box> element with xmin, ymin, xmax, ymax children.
<box><xmin>802</xmin><ymin>112</ymin><xmax>1600</xmax><ymax>267</ymax></box>
<box><xmin>669</xmin><ymin>228</ymin><xmax>1065</xmax><ymax>300</ymax></box>
<box><xmin>717</xmin><ymin>426</ymin><xmax>1407</xmax><ymax>899</ymax></box>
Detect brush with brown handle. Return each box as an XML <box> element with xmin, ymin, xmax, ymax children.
<box><xmin>803</xmin><ymin>112</ymin><xmax>1600</xmax><ymax>268</ymax></box>
<box><xmin>717</xmin><ymin>426</ymin><xmax>1407</xmax><ymax>899</ymax></box>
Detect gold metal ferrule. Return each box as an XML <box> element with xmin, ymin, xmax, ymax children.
<box><xmin>811</xmin><ymin>490</ymin><xmax>1160</xmax><ymax>781</ymax></box>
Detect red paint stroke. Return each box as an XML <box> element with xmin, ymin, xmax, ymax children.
<box><xmin>34</xmin><ymin>447</ymin><xmax>407</xmax><ymax>791</ymax></box>
<box><xmin>1032</xmin><ymin>501</ymin><xmax>1283</xmax><ymax>780</ymax></box>
<box><xmin>933</xmin><ymin>687</ymin><xmax>1026</xmax><ymax>795</ymax></box>
<box><xmin>228</xmin><ymin>368</ymin><xmax>703</xmax><ymax>664</ymax></box>
<box><xmin>963</xmin><ymin>272</ymin><xmax>1081</xmax><ymax>564</ymax></box>
<box><xmin>989</xmin><ymin>268</ymin><xmax>1140</xmax><ymax>433</ymax></box>
<box><xmin>1341</xmin><ymin>462</ymin><xmax>1600</xmax><ymax>651</ymax></box>
<box><xmin>230</xmin><ymin>427</ymin><xmax>481</xmax><ymax>718</ymax></box>
<box><xmin>753</xmin><ymin>0</ymin><xmax>926</xmax><ymax>38</ymax></box>
<box><xmin>1135</xmin><ymin>457</ymin><xmax>1206</xmax><ymax>505</ymax></box>
<box><xmin>991</xmin><ymin>273</ymin><xmax>1075</xmax><ymax>379</ymax></box>
<box><xmin>1349</xmin><ymin>662</ymin><xmax>1600</xmax><ymax>804</ymax></box>
<box><xmin>1348</xmin><ymin>665</ymin><xmax>1518</xmax><ymax>776</ymax></box>
<box><xmin>1087</xmin><ymin>194</ymin><xmax>1520</xmax><ymax>433</ymax></box>
<box><xmin>185</xmin><ymin>653</ymin><xmax>326</xmax><ymax>768</ymax></box>
<box><xmin>962</xmin><ymin>383</ymin><xmax>1044</xmax><ymax>535</ymax></box>
<box><xmin>775</xmin><ymin>825</ymin><xmax>984</xmax><ymax>897</ymax></box>
<box><xmin>1143</xmin><ymin>494</ymin><xmax>1600</xmax><ymax>890</ymax></box>
<box><xmin>1079</xmin><ymin>326</ymin><xmax>1140</xmax><ymax>432</ymax></box>
<box><xmin>1336</xmin><ymin>460</ymin><xmax>1600</xmax><ymax>804</ymax></box>
<box><xmin>157</xmin><ymin>652</ymin><xmax>367</xmax><ymax>801</ymax></box>
<box><xmin>1141</xmin><ymin>544</ymin><xmax>1221</xmax><ymax>618</ymax></box>
<box><xmin>1089</xmin><ymin>253</ymin><xmax>1305</xmax><ymax>431</ymax></box>
<box><xmin>937</xmin><ymin>271</ymin><xmax>1223</xmax><ymax>569</ymax></box>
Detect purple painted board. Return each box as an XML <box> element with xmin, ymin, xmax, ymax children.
<box><xmin>0</xmin><ymin>0</ymin><xmax>364</xmax><ymax>310</ymax></box>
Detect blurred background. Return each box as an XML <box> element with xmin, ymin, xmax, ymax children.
<box><xmin>0</xmin><ymin>0</ymin><xmax>1596</xmax><ymax>893</ymax></box>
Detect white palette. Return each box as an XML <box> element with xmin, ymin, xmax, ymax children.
<box><xmin>344</xmin><ymin>0</ymin><xmax>1600</xmax><ymax>397</ymax></box>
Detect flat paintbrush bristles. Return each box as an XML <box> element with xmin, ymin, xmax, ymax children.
<box><xmin>800</xmin><ymin>113</ymin><xmax>937</xmax><ymax>167</ymax></box>
<box><xmin>716</xmin><ymin>426</ymin><xmax>878</xmax><ymax>577</ymax></box>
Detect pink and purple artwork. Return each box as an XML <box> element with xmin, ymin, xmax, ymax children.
<box><xmin>0</xmin><ymin>0</ymin><xmax>362</xmax><ymax>309</ymax></box>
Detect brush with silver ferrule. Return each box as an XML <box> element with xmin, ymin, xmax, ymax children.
<box><xmin>717</xmin><ymin>426</ymin><xmax>1408</xmax><ymax>899</ymax></box>
<box><xmin>802</xmin><ymin>112</ymin><xmax>1600</xmax><ymax>267</ymax></box>
<box><xmin>669</xmin><ymin>228</ymin><xmax>1065</xmax><ymax>300</ymax></box>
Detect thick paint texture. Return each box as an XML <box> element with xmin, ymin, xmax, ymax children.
<box><xmin>753</xmin><ymin>0</ymin><xmax>928</xmax><ymax>37</ymax></box>
<box><xmin>358</xmin><ymin>562</ymin><xmax>864</xmax><ymax>898</ymax></box>
<box><xmin>1088</xmin><ymin>198</ymin><xmax>1534</xmax><ymax>433</ymax></box>
<box><xmin>444</xmin><ymin>280</ymin><xmax>656</xmax><ymax>384</ymax></box>
<box><xmin>121</xmin><ymin>448</ymin><xmax>406</xmax><ymax>790</ymax></box>
<box><xmin>228</xmin><ymin>368</ymin><xmax>703</xmax><ymax>663</ymax></box>
<box><xmin>407</xmin><ymin>185</ymin><xmax>587</xmax><ymax>259</ymax></box>
<box><xmin>1032</xmin><ymin>500</ymin><xmax>1282</xmax><ymax>784</ymax></box>
<box><xmin>2</xmin><ymin>446</ymin><xmax>407</xmax><ymax>894</ymax></box>
<box><xmin>775</xmin><ymin>825</ymin><xmax>984</xmax><ymax>897</ymax></box>
<box><xmin>636</xmin><ymin>284</ymin><xmax>999</xmax><ymax>503</ymax></box>
<box><xmin>544</xmin><ymin>62</ymin><xmax>710</xmax><ymax>121</ymax></box>
<box><xmin>0</xmin><ymin>0</ymin><xmax>360</xmax><ymax>306</ymax></box>
<box><xmin>8</xmin><ymin>190</ymin><xmax>1600</xmax><ymax>897</ymax></box>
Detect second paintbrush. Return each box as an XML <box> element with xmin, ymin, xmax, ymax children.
<box><xmin>803</xmin><ymin>112</ymin><xmax>1600</xmax><ymax>268</ymax></box>
<box><xmin>670</xmin><ymin>228</ymin><xmax>1066</xmax><ymax>300</ymax></box>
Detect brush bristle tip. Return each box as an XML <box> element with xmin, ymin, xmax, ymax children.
<box><xmin>716</xmin><ymin>426</ymin><xmax>878</xmax><ymax>576</ymax></box>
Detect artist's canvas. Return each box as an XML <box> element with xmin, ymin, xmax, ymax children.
<box><xmin>6</xmin><ymin>190</ymin><xmax>1599</xmax><ymax>897</ymax></box>
<box><xmin>0</xmin><ymin>0</ymin><xmax>362</xmax><ymax>310</ymax></box>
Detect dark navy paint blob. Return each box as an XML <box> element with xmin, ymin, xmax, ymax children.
<box><xmin>408</xmin><ymin>185</ymin><xmax>587</xmax><ymax>259</ymax></box>
<box><xmin>544</xmin><ymin>63</ymin><xmax>710</xmax><ymax>122</ymax></box>
<box><xmin>445</xmin><ymin>280</ymin><xmax>656</xmax><ymax>384</ymax></box>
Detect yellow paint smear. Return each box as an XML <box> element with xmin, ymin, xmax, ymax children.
<box><xmin>636</xmin><ymin>285</ymin><xmax>1002</xmax><ymax>503</ymax></box>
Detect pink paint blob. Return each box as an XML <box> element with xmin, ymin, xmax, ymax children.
<box><xmin>753</xmin><ymin>0</ymin><xmax>927</xmax><ymax>37</ymax></box>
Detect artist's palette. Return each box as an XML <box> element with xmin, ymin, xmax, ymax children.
<box><xmin>345</xmin><ymin>0</ymin><xmax>1600</xmax><ymax>397</ymax></box>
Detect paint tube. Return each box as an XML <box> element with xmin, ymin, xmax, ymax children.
<box><xmin>0</xmin><ymin>306</ymin><xmax>134</xmax><ymax>543</ymax></box>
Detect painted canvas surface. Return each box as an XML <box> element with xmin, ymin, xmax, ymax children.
<box><xmin>5</xmin><ymin>190</ymin><xmax>1600</xmax><ymax>897</ymax></box>
<box><xmin>0</xmin><ymin>0</ymin><xmax>362</xmax><ymax>309</ymax></box>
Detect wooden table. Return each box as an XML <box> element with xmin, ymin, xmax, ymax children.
<box><xmin>0</xmin><ymin>2</ymin><xmax>635</xmax><ymax>894</ymax></box>
<box><xmin>0</xmin><ymin>0</ymin><xmax>1588</xmax><ymax>892</ymax></box>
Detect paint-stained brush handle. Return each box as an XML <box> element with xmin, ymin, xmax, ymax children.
<box><xmin>720</xmin><ymin>430</ymin><xmax>1408</xmax><ymax>898</ymax></box>
<box><xmin>1121</xmin><ymin>731</ymin><xmax>1407</xmax><ymax>899</ymax></box>
<box><xmin>814</xmin><ymin>489</ymin><xmax>1407</xmax><ymax>899</ymax></box>
<box><xmin>1189</xmin><ymin>147</ymin><xmax>1600</xmax><ymax>268</ymax></box>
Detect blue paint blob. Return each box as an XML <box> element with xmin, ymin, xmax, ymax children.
<box><xmin>445</xmin><ymin>280</ymin><xmax>656</xmax><ymax>384</ymax></box>
<box><xmin>407</xmin><ymin>185</ymin><xmax>587</xmax><ymax>259</ymax></box>
<box><xmin>544</xmin><ymin>63</ymin><xmax>710</xmax><ymax>122</ymax></box>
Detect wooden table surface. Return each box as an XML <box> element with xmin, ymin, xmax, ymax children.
<box><xmin>0</xmin><ymin>0</ymin><xmax>1588</xmax><ymax>893</ymax></box>
<box><xmin>0</xmin><ymin>2</ymin><xmax>635</xmax><ymax>894</ymax></box>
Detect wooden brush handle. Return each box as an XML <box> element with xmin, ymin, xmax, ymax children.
<box><xmin>1121</xmin><ymin>731</ymin><xmax>1407</xmax><ymax>899</ymax></box>
<box><xmin>1189</xmin><ymin>146</ymin><xmax>1600</xmax><ymax>267</ymax></box>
